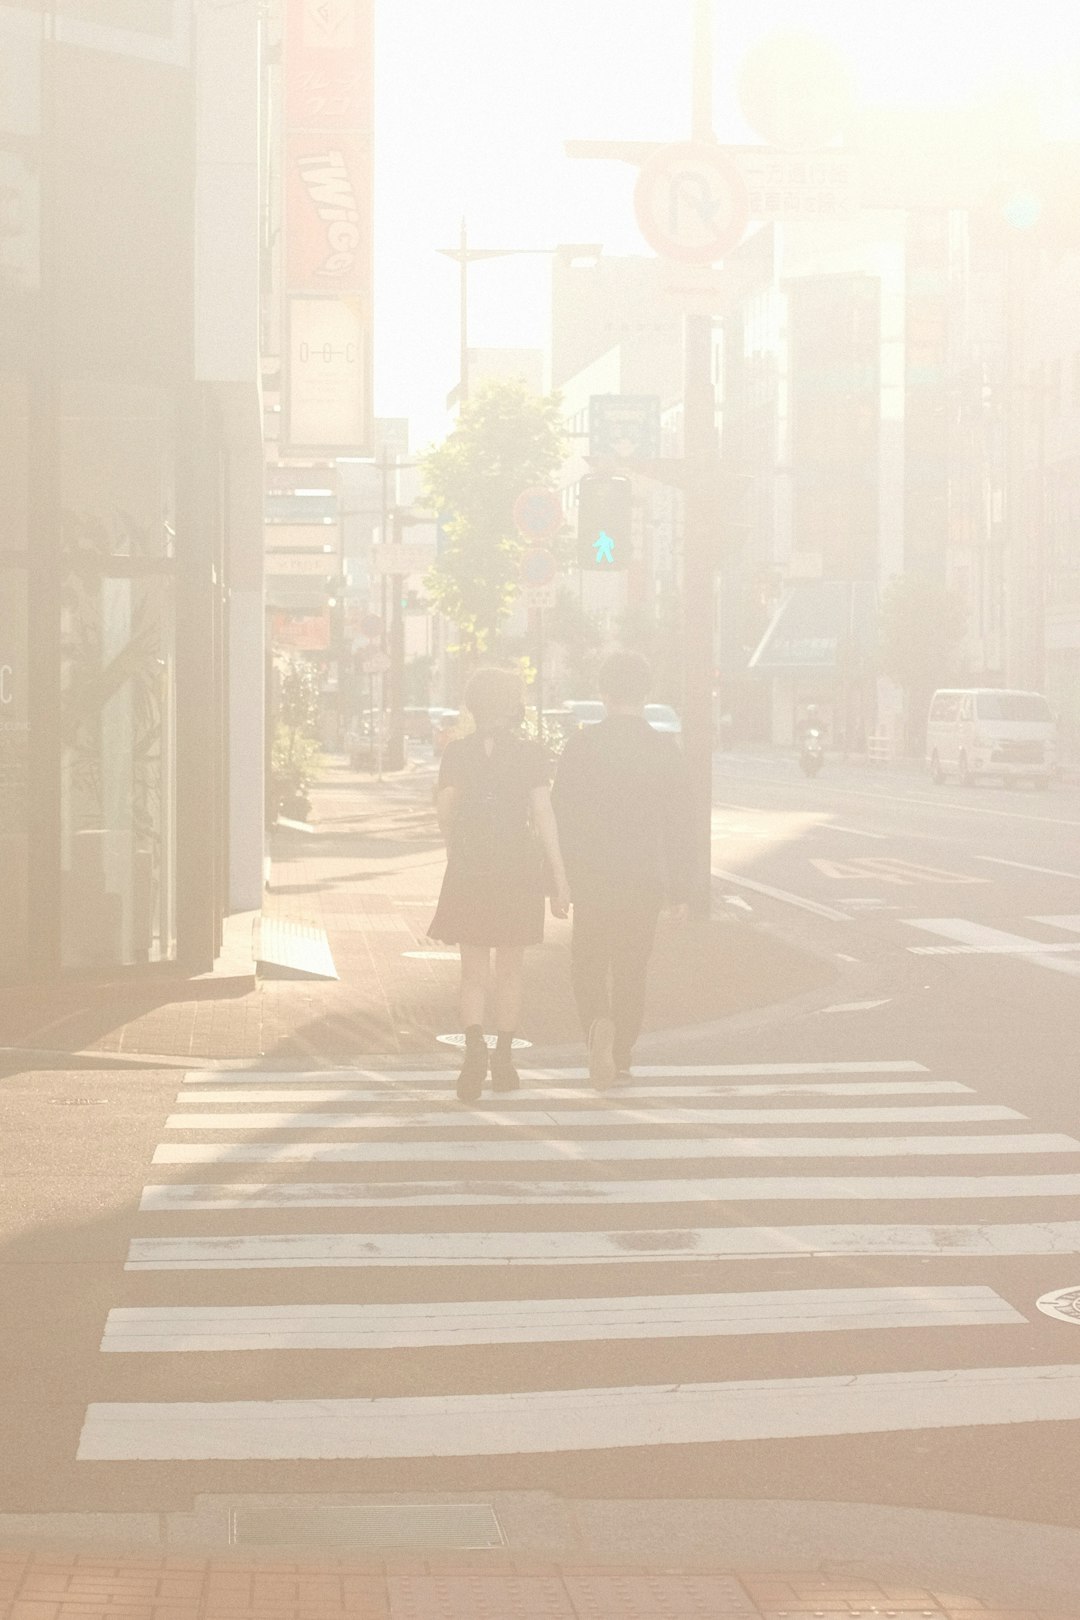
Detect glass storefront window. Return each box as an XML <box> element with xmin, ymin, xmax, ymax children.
<box><xmin>0</xmin><ymin>567</ymin><xmax>29</xmax><ymax>981</ymax></box>
<box><xmin>60</xmin><ymin>380</ymin><xmax>175</xmax><ymax>558</ymax></box>
<box><xmin>60</xmin><ymin>570</ymin><xmax>175</xmax><ymax>969</ymax></box>
<box><xmin>59</xmin><ymin>379</ymin><xmax>176</xmax><ymax>969</ymax></box>
<box><xmin>0</xmin><ymin>369</ymin><xmax>29</xmax><ymax>982</ymax></box>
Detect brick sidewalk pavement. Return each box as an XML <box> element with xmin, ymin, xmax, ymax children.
<box><xmin>1</xmin><ymin>1547</ymin><xmax>1074</xmax><ymax>1620</ymax></box>
<box><xmin>0</xmin><ymin>755</ymin><xmax>831</xmax><ymax>1063</ymax></box>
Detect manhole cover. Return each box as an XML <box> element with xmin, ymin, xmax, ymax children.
<box><xmin>1037</xmin><ymin>1286</ymin><xmax>1080</xmax><ymax>1324</ymax></box>
<box><xmin>436</xmin><ymin>1033</ymin><xmax>531</xmax><ymax>1050</ymax></box>
<box><xmin>230</xmin><ymin>1503</ymin><xmax>504</xmax><ymax>1550</ymax></box>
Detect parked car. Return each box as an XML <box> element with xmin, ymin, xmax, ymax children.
<box><xmin>402</xmin><ymin>707</ymin><xmax>435</xmax><ymax>743</ymax></box>
<box><xmin>925</xmin><ymin>687</ymin><xmax>1057</xmax><ymax>788</ymax></box>
<box><xmin>564</xmin><ymin>699</ymin><xmax>605</xmax><ymax>729</ymax></box>
<box><xmin>433</xmin><ymin>709</ymin><xmax>462</xmax><ymax>755</ymax></box>
<box><xmin>541</xmin><ymin>708</ymin><xmax>576</xmax><ymax>742</ymax></box>
<box><xmin>644</xmin><ymin>703</ymin><xmax>682</xmax><ymax>735</ymax></box>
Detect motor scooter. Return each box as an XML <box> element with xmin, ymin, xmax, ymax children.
<box><xmin>799</xmin><ymin>727</ymin><xmax>825</xmax><ymax>777</ymax></box>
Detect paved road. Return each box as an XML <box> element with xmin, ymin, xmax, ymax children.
<box><xmin>4</xmin><ymin>754</ymin><xmax>1080</xmax><ymax>1537</ymax></box>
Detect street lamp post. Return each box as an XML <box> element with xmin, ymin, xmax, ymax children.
<box><xmin>436</xmin><ymin>226</ymin><xmax>602</xmax><ymax>407</ymax></box>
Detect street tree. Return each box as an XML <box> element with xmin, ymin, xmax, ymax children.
<box><xmin>421</xmin><ymin>380</ymin><xmax>565</xmax><ymax>659</ymax></box>
<box><xmin>878</xmin><ymin>573</ymin><xmax>966</xmax><ymax>752</ymax></box>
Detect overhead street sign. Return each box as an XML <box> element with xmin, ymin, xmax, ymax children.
<box><xmin>513</xmin><ymin>486</ymin><xmax>563</xmax><ymax>541</ymax></box>
<box><xmin>571</xmin><ymin>137</ymin><xmax>990</xmax><ymax>220</ymax></box>
<box><xmin>734</xmin><ymin>148</ymin><xmax>858</xmax><ymax>222</ymax></box>
<box><xmin>634</xmin><ymin>142</ymin><xmax>750</xmax><ymax>263</ymax></box>
<box><xmin>589</xmin><ymin>395</ymin><xmax>662</xmax><ymax>461</ymax></box>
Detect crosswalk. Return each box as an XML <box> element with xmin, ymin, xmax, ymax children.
<box><xmin>77</xmin><ymin>1057</ymin><xmax>1080</xmax><ymax>1467</ymax></box>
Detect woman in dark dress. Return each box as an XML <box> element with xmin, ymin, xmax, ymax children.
<box><xmin>429</xmin><ymin>667</ymin><xmax>570</xmax><ymax>1102</ymax></box>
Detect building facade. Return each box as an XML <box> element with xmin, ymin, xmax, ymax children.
<box><xmin>0</xmin><ymin>0</ymin><xmax>265</xmax><ymax>984</ymax></box>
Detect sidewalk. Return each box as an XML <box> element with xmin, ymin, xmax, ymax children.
<box><xmin>0</xmin><ymin>754</ymin><xmax>832</xmax><ymax>1063</ymax></box>
<box><xmin>0</xmin><ymin>1544</ymin><xmax>1073</xmax><ymax>1620</ymax></box>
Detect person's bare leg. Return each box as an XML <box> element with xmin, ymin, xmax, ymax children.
<box><xmin>491</xmin><ymin>946</ymin><xmax>524</xmax><ymax>1091</ymax></box>
<box><xmin>459</xmin><ymin>943</ymin><xmax>490</xmax><ymax>1029</ymax></box>
<box><xmin>457</xmin><ymin>944</ymin><xmax>490</xmax><ymax>1102</ymax></box>
<box><xmin>493</xmin><ymin>945</ymin><xmax>524</xmax><ymax>1032</ymax></box>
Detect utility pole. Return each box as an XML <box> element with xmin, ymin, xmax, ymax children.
<box><xmin>387</xmin><ymin>507</ymin><xmax>406</xmax><ymax>770</ymax></box>
<box><xmin>681</xmin><ymin>0</ymin><xmax>720</xmax><ymax>919</ymax></box>
<box><xmin>566</xmin><ymin>0</ymin><xmax>721</xmax><ymax>918</ymax></box>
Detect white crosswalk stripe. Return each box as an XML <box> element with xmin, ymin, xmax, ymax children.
<box><xmin>78</xmin><ymin>1057</ymin><xmax>1075</xmax><ymax>1465</ymax></box>
<box><xmin>152</xmin><ymin>1132</ymin><xmax>1079</xmax><ymax>1164</ymax></box>
<box><xmin>163</xmin><ymin>1104</ymin><xmax>1020</xmax><ymax>1129</ymax></box>
<box><xmin>100</xmin><ymin>1287</ymin><xmax>1023</xmax><ymax>1352</ymax></box>
<box><xmin>124</xmin><ymin>1221</ymin><xmax>1080</xmax><ymax>1270</ymax></box>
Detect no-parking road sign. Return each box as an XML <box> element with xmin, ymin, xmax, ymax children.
<box><xmin>634</xmin><ymin>141</ymin><xmax>750</xmax><ymax>264</ymax></box>
<box><xmin>513</xmin><ymin>486</ymin><xmax>563</xmax><ymax>541</ymax></box>
<box><xmin>520</xmin><ymin>547</ymin><xmax>558</xmax><ymax>589</ymax></box>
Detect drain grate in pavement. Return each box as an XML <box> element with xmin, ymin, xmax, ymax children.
<box><xmin>230</xmin><ymin>1502</ymin><xmax>504</xmax><ymax>1549</ymax></box>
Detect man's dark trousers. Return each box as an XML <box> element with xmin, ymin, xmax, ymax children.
<box><xmin>570</xmin><ymin>888</ymin><xmax>658</xmax><ymax>1069</ymax></box>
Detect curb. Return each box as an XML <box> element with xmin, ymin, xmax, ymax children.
<box><xmin>0</xmin><ymin>1494</ymin><xmax>1077</xmax><ymax>1613</ymax></box>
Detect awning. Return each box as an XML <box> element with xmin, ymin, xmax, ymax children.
<box><xmin>748</xmin><ymin>580</ymin><xmax>877</xmax><ymax>672</ymax></box>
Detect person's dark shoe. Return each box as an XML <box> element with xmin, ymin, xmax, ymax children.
<box><xmin>457</xmin><ymin>1029</ymin><xmax>488</xmax><ymax>1103</ymax></box>
<box><xmin>588</xmin><ymin>1016</ymin><xmax>616</xmax><ymax>1090</ymax></box>
<box><xmin>490</xmin><ymin>1052</ymin><xmax>520</xmax><ymax>1092</ymax></box>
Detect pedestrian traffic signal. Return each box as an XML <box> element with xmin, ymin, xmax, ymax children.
<box><xmin>577</xmin><ymin>475</ymin><xmax>633</xmax><ymax>570</ymax></box>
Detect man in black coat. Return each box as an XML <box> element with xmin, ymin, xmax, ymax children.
<box><xmin>551</xmin><ymin>651</ymin><xmax>692</xmax><ymax>1088</ymax></box>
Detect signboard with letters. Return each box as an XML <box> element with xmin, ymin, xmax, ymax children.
<box><xmin>284</xmin><ymin>0</ymin><xmax>373</xmax><ymax>454</ymax></box>
<box><xmin>730</xmin><ymin>149</ymin><xmax>859</xmax><ymax>223</ymax></box>
<box><xmin>265</xmin><ymin>552</ymin><xmax>337</xmax><ymax>577</ymax></box>
<box><xmin>372</xmin><ymin>544</ymin><xmax>437</xmax><ymax>576</ymax></box>
<box><xmin>287</xmin><ymin>297</ymin><xmax>369</xmax><ymax>451</ymax></box>
<box><xmin>589</xmin><ymin>395</ymin><xmax>662</xmax><ymax>461</ymax></box>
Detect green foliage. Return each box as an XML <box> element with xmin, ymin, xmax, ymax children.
<box><xmin>271</xmin><ymin>657</ymin><xmax>322</xmax><ymax>815</ymax></box>
<box><xmin>421</xmin><ymin>380</ymin><xmax>566</xmax><ymax>658</ymax></box>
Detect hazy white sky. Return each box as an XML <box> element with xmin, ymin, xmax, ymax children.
<box><xmin>373</xmin><ymin>1</ymin><xmax>1080</xmax><ymax>449</ymax></box>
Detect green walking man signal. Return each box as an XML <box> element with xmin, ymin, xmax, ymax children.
<box><xmin>577</xmin><ymin>474</ymin><xmax>633</xmax><ymax>570</ymax></box>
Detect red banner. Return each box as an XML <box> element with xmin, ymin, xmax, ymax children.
<box><xmin>271</xmin><ymin>611</ymin><xmax>332</xmax><ymax>652</ymax></box>
<box><xmin>284</xmin><ymin>0</ymin><xmax>373</xmax><ymax>132</ymax></box>
<box><xmin>284</xmin><ymin>0</ymin><xmax>373</xmax><ymax>452</ymax></box>
<box><xmin>285</xmin><ymin>131</ymin><xmax>371</xmax><ymax>294</ymax></box>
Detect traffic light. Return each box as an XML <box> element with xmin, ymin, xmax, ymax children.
<box><xmin>577</xmin><ymin>474</ymin><xmax>633</xmax><ymax>570</ymax></box>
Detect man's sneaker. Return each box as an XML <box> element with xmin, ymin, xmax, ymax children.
<box><xmin>456</xmin><ymin>1044</ymin><xmax>487</xmax><ymax>1104</ymax></box>
<box><xmin>588</xmin><ymin>1016</ymin><xmax>617</xmax><ymax>1090</ymax></box>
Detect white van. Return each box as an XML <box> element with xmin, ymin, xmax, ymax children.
<box><xmin>926</xmin><ymin>688</ymin><xmax>1057</xmax><ymax>787</ymax></box>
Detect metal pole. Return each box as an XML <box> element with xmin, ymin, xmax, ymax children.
<box><xmin>535</xmin><ymin>605</ymin><xmax>545</xmax><ymax>744</ymax></box>
<box><xmin>388</xmin><ymin>507</ymin><xmax>406</xmax><ymax>769</ymax></box>
<box><xmin>682</xmin><ymin>0</ymin><xmax>717</xmax><ymax>918</ymax></box>
<box><xmin>459</xmin><ymin>215</ymin><xmax>470</xmax><ymax>405</ymax></box>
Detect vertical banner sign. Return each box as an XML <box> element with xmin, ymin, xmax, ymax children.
<box><xmin>284</xmin><ymin>0</ymin><xmax>374</xmax><ymax>454</ymax></box>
